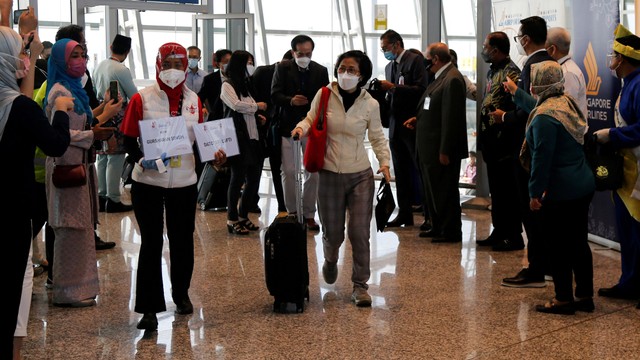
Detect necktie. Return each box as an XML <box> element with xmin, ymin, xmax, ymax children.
<box><xmin>391</xmin><ymin>61</ymin><xmax>398</xmax><ymax>83</ymax></box>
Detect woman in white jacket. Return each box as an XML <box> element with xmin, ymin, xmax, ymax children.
<box><xmin>292</xmin><ymin>50</ymin><xmax>391</xmax><ymax>307</ymax></box>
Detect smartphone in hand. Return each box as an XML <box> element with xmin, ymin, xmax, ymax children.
<box><xmin>13</xmin><ymin>9</ymin><xmax>27</xmax><ymax>25</ymax></box>
<box><xmin>109</xmin><ymin>80</ymin><xmax>119</xmax><ymax>103</ymax></box>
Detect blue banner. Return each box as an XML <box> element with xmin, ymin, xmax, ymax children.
<box><xmin>571</xmin><ymin>2</ymin><xmax>620</xmax><ymax>241</ymax></box>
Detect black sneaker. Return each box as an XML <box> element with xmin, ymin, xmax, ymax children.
<box><xmin>98</xmin><ymin>196</ymin><xmax>107</xmax><ymax>212</ymax></box>
<box><xmin>501</xmin><ymin>268</ymin><xmax>546</xmax><ymax>288</ymax></box>
<box><xmin>105</xmin><ymin>199</ymin><xmax>133</xmax><ymax>213</ymax></box>
<box><xmin>95</xmin><ymin>233</ymin><xmax>116</xmax><ymax>250</ymax></box>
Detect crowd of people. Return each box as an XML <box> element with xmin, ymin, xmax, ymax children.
<box><xmin>3</xmin><ymin>0</ymin><xmax>640</xmax><ymax>356</ymax></box>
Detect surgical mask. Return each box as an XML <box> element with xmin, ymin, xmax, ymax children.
<box><xmin>222</xmin><ymin>63</ymin><xmax>228</xmax><ymax>73</ymax></box>
<box><xmin>480</xmin><ymin>49</ymin><xmax>492</xmax><ymax>63</ymax></box>
<box><xmin>610</xmin><ymin>60</ymin><xmax>621</xmax><ymax>79</ymax></box>
<box><xmin>337</xmin><ymin>72</ymin><xmax>360</xmax><ymax>91</ymax></box>
<box><xmin>67</xmin><ymin>57</ymin><xmax>87</xmax><ymax>78</ymax></box>
<box><xmin>6</xmin><ymin>54</ymin><xmax>29</xmax><ymax>79</ymax></box>
<box><xmin>188</xmin><ymin>58</ymin><xmax>199</xmax><ymax>69</ymax></box>
<box><xmin>295</xmin><ymin>56</ymin><xmax>311</xmax><ymax>68</ymax></box>
<box><xmin>515</xmin><ymin>38</ymin><xmax>526</xmax><ymax>56</ymax></box>
<box><xmin>384</xmin><ymin>51</ymin><xmax>397</xmax><ymax>61</ymax></box>
<box><xmin>159</xmin><ymin>68</ymin><xmax>186</xmax><ymax>88</ymax></box>
<box><xmin>246</xmin><ymin>64</ymin><xmax>255</xmax><ymax>76</ymax></box>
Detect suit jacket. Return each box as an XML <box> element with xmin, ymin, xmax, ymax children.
<box><xmin>198</xmin><ymin>70</ymin><xmax>224</xmax><ymax>121</ymax></box>
<box><xmin>271</xmin><ymin>59</ymin><xmax>329</xmax><ymax>136</ymax></box>
<box><xmin>384</xmin><ymin>50</ymin><xmax>428</xmax><ymax>139</ymax></box>
<box><xmin>502</xmin><ymin>50</ymin><xmax>555</xmax><ymax>155</ymax></box>
<box><xmin>416</xmin><ymin>64</ymin><xmax>468</xmax><ymax>163</ymax></box>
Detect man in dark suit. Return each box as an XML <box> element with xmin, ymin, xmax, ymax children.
<box><xmin>407</xmin><ymin>43</ymin><xmax>468</xmax><ymax>243</ymax></box>
<box><xmin>271</xmin><ymin>35</ymin><xmax>329</xmax><ymax>231</ymax></box>
<box><xmin>378</xmin><ymin>30</ymin><xmax>429</xmax><ymax>229</ymax></box>
<box><xmin>490</xmin><ymin>16</ymin><xmax>554</xmax><ymax>286</ymax></box>
<box><xmin>198</xmin><ymin>49</ymin><xmax>232</xmax><ymax>122</ymax></box>
<box><xmin>476</xmin><ymin>32</ymin><xmax>525</xmax><ymax>251</ymax></box>
<box><xmin>250</xmin><ymin>51</ymin><xmax>293</xmax><ymax>215</ymax></box>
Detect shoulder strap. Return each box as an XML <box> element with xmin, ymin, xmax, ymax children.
<box><xmin>316</xmin><ymin>86</ymin><xmax>331</xmax><ymax>130</ymax></box>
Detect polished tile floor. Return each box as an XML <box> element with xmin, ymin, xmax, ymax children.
<box><xmin>21</xmin><ymin>174</ymin><xmax>640</xmax><ymax>359</ymax></box>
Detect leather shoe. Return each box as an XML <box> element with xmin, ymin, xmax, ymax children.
<box><xmin>476</xmin><ymin>232</ymin><xmax>502</xmax><ymax>246</ymax></box>
<box><xmin>419</xmin><ymin>220</ymin><xmax>432</xmax><ymax>231</ymax></box>
<box><xmin>386</xmin><ymin>215</ymin><xmax>413</xmax><ymax>228</ymax></box>
<box><xmin>175</xmin><ymin>298</ymin><xmax>193</xmax><ymax>315</ymax></box>
<box><xmin>53</xmin><ymin>298</ymin><xmax>96</xmax><ymax>308</ymax></box>
<box><xmin>95</xmin><ymin>233</ymin><xmax>116</xmax><ymax>250</ymax></box>
<box><xmin>597</xmin><ymin>286</ymin><xmax>640</xmax><ymax>300</ymax></box>
<box><xmin>431</xmin><ymin>235</ymin><xmax>461</xmax><ymax>243</ymax></box>
<box><xmin>535</xmin><ymin>299</ymin><xmax>575</xmax><ymax>315</ymax></box>
<box><xmin>418</xmin><ymin>229</ymin><xmax>439</xmax><ymax>238</ymax></box>
<box><xmin>574</xmin><ymin>298</ymin><xmax>595</xmax><ymax>312</ymax></box>
<box><xmin>492</xmin><ymin>237</ymin><xmax>525</xmax><ymax>251</ymax></box>
<box><xmin>105</xmin><ymin>199</ymin><xmax>133</xmax><ymax>213</ymax></box>
<box><xmin>137</xmin><ymin>313</ymin><xmax>158</xmax><ymax>330</ymax></box>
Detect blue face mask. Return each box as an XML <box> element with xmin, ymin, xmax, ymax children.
<box><xmin>384</xmin><ymin>51</ymin><xmax>397</xmax><ymax>61</ymax></box>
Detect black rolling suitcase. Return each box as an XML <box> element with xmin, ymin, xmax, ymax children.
<box><xmin>197</xmin><ymin>164</ymin><xmax>230</xmax><ymax>211</ymax></box>
<box><xmin>263</xmin><ymin>136</ymin><xmax>309</xmax><ymax>313</ymax></box>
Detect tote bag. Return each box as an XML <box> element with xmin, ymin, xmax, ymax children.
<box><xmin>303</xmin><ymin>87</ymin><xmax>331</xmax><ymax>173</ymax></box>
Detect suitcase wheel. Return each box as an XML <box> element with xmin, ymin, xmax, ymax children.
<box><xmin>296</xmin><ymin>302</ymin><xmax>304</xmax><ymax>313</ymax></box>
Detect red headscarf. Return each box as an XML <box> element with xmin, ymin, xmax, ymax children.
<box><xmin>155</xmin><ymin>42</ymin><xmax>187</xmax><ymax>100</ymax></box>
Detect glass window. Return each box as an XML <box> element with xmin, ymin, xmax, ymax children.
<box><xmin>443</xmin><ymin>0</ymin><xmax>476</xmax><ymax>36</ymax></box>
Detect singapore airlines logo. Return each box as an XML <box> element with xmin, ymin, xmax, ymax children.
<box><xmin>584</xmin><ymin>42</ymin><xmax>602</xmax><ymax>96</ymax></box>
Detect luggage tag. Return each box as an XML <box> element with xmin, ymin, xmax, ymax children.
<box><xmin>423</xmin><ymin>97</ymin><xmax>431</xmax><ymax>110</ymax></box>
<box><xmin>170</xmin><ymin>155</ymin><xmax>181</xmax><ymax>168</ymax></box>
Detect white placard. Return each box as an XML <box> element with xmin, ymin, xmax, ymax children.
<box><xmin>139</xmin><ymin>116</ymin><xmax>193</xmax><ymax>160</ymax></box>
<box><xmin>193</xmin><ymin>117</ymin><xmax>240</xmax><ymax>162</ymax></box>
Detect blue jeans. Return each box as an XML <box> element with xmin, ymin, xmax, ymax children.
<box><xmin>97</xmin><ymin>153</ymin><xmax>126</xmax><ymax>202</ymax></box>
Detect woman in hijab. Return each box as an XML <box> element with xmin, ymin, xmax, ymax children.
<box><xmin>0</xmin><ymin>26</ymin><xmax>71</xmax><ymax>356</ymax></box>
<box><xmin>520</xmin><ymin>60</ymin><xmax>595</xmax><ymax>315</ymax></box>
<box><xmin>43</xmin><ymin>38</ymin><xmax>120</xmax><ymax>308</ymax></box>
<box><xmin>121</xmin><ymin>42</ymin><xmax>226</xmax><ymax>331</ymax></box>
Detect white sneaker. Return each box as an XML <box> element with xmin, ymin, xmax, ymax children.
<box><xmin>351</xmin><ymin>287</ymin><xmax>371</xmax><ymax>307</ymax></box>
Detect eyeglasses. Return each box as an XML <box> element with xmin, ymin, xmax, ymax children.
<box><xmin>337</xmin><ymin>66</ymin><xmax>359</xmax><ymax>76</ymax></box>
<box><xmin>380</xmin><ymin>42</ymin><xmax>395</xmax><ymax>53</ymax></box>
<box><xmin>513</xmin><ymin>35</ymin><xmax>525</xmax><ymax>43</ymax></box>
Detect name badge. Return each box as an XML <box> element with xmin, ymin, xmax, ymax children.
<box><xmin>423</xmin><ymin>97</ymin><xmax>431</xmax><ymax>110</ymax></box>
<box><xmin>170</xmin><ymin>155</ymin><xmax>181</xmax><ymax>168</ymax></box>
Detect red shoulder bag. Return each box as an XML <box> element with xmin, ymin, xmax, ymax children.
<box><xmin>303</xmin><ymin>87</ymin><xmax>331</xmax><ymax>173</ymax></box>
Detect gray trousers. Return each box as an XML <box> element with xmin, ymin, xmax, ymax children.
<box><xmin>317</xmin><ymin>168</ymin><xmax>374</xmax><ymax>289</ymax></box>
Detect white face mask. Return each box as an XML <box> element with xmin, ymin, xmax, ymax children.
<box><xmin>188</xmin><ymin>58</ymin><xmax>199</xmax><ymax>69</ymax></box>
<box><xmin>159</xmin><ymin>68</ymin><xmax>186</xmax><ymax>88</ymax></box>
<box><xmin>515</xmin><ymin>37</ymin><xmax>527</xmax><ymax>56</ymax></box>
<box><xmin>295</xmin><ymin>56</ymin><xmax>311</xmax><ymax>69</ymax></box>
<box><xmin>337</xmin><ymin>73</ymin><xmax>360</xmax><ymax>91</ymax></box>
<box><xmin>246</xmin><ymin>64</ymin><xmax>255</xmax><ymax>76</ymax></box>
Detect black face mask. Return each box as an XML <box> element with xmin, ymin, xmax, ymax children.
<box><xmin>480</xmin><ymin>50</ymin><xmax>492</xmax><ymax>63</ymax></box>
<box><xmin>424</xmin><ymin>58</ymin><xmax>433</xmax><ymax>71</ymax></box>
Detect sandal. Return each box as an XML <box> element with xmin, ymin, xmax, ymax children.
<box><xmin>535</xmin><ymin>298</ymin><xmax>575</xmax><ymax>315</ymax></box>
<box><xmin>227</xmin><ymin>222</ymin><xmax>249</xmax><ymax>235</ymax></box>
<box><xmin>239</xmin><ymin>219</ymin><xmax>259</xmax><ymax>231</ymax></box>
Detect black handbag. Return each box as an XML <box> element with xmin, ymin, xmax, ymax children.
<box><xmin>584</xmin><ymin>134</ymin><xmax>623</xmax><ymax>191</ymax></box>
<box><xmin>375</xmin><ymin>178</ymin><xmax>396</xmax><ymax>232</ymax></box>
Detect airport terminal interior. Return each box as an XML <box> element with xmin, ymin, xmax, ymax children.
<box><xmin>9</xmin><ymin>0</ymin><xmax>640</xmax><ymax>358</ymax></box>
